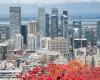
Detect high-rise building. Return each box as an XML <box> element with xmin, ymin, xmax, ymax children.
<box><xmin>5</xmin><ymin>26</ymin><xmax>10</xmax><ymax>40</ymax></box>
<box><xmin>14</xmin><ymin>34</ymin><xmax>23</xmax><ymax>50</ymax></box>
<box><xmin>74</xmin><ymin>39</ymin><xmax>87</xmax><ymax>48</ymax></box>
<box><xmin>21</xmin><ymin>25</ymin><xmax>27</xmax><ymax>45</ymax></box>
<box><xmin>27</xmin><ymin>21</ymin><xmax>37</xmax><ymax>35</ymax></box>
<box><xmin>27</xmin><ymin>34</ymin><xmax>35</xmax><ymax>51</ymax></box>
<box><xmin>97</xmin><ymin>21</ymin><xmax>100</xmax><ymax>43</ymax></box>
<box><xmin>52</xmin><ymin>8</ymin><xmax>58</xmax><ymax>15</ymax></box>
<box><xmin>0</xmin><ymin>24</ymin><xmax>9</xmax><ymax>41</ymax></box>
<box><xmin>63</xmin><ymin>11</ymin><xmax>68</xmax><ymax>16</ymax></box>
<box><xmin>38</xmin><ymin>7</ymin><xmax>45</xmax><ymax>36</ymax></box>
<box><xmin>85</xmin><ymin>27</ymin><xmax>93</xmax><ymax>43</ymax></box>
<box><xmin>73</xmin><ymin>21</ymin><xmax>82</xmax><ymax>39</ymax></box>
<box><xmin>45</xmin><ymin>14</ymin><xmax>50</xmax><ymax>37</ymax></box>
<box><xmin>0</xmin><ymin>42</ymin><xmax>9</xmax><ymax>60</ymax></box>
<box><xmin>50</xmin><ymin>8</ymin><xmax>58</xmax><ymax>38</ymax></box>
<box><xmin>35</xmin><ymin>32</ymin><xmax>43</xmax><ymax>50</ymax></box>
<box><xmin>60</xmin><ymin>11</ymin><xmax>68</xmax><ymax>38</ymax></box>
<box><xmin>50</xmin><ymin>15</ymin><xmax>58</xmax><ymax>38</ymax></box>
<box><xmin>91</xmin><ymin>28</ymin><xmax>97</xmax><ymax>45</ymax></box>
<box><xmin>10</xmin><ymin>6</ymin><xmax>21</xmax><ymax>38</ymax></box>
<box><xmin>85</xmin><ymin>27</ymin><xmax>97</xmax><ymax>45</ymax></box>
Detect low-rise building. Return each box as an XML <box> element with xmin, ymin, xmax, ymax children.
<box><xmin>74</xmin><ymin>48</ymin><xmax>87</xmax><ymax>64</ymax></box>
<box><xmin>40</xmin><ymin>37</ymin><xmax>69</xmax><ymax>56</ymax></box>
<box><xmin>94</xmin><ymin>55</ymin><xmax>100</xmax><ymax>67</ymax></box>
<box><xmin>0</xmin><ymin>68</ymin><xmax>22</xmax><ymax>79</ymax></box>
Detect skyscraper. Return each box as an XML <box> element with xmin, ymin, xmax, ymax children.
<box><xmin>0</xmin><ymin>24</ymin><xmax>9</xmax><ymax>41</ymax></box>
<box><xmin>27</xmin><ymin>21</ymin><xmax>37</xmax><ymax>35</ymax></box>
<box><xmin>38</xmin><ymin>7</ymin><xmax>45</xmax><ymax>36</ymax></box>
<box><xmin>45</xmin><ymin>14</ymin><xmax>50</xmax><ymax>37</ymax></box>
<box><xmin>85</xmin><ymin>27</ymin><xmax>97</xmax><ymax>45</ymax></box>
<box><xmin>50</xmin><ymin>8</ymin><xmax>58</xmax><ymax>38</ymax></box>
<box><xmin>97</xmin><ymin>21</ymin><xmax>100</xmax><ymax>42</ymax></box>
<box><xmin>10</xmin><ymin>6</ymin><xmax>21</xmax><ymax>38</ymax></box>
<box><xmin>60</xmin><ymin>11</ymin><xmax>68</xmax><ymax>39</ymax></box>
<box><xmin>63</xmin><ymin>11</ymin><xmax>68</xmax><ymax>16</ymax></box>
<box><xmin>73</xmin><ymin>21</ymin><xmax>82</xmax><ymax>39</ymax></box>
<box><xmin>21</xmin><ymin>25</ymin><xmax>27</xmax><ymax>44</ymax></box>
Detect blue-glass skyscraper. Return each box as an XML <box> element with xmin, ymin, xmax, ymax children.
<box><xmin>97</xmin><ymin>21</ymin><xmax>100</xmax><ymax>42</ymax></box>
<box><xmin>45</xmin><ymin>14</ymin><xmax>50</xmax><ymax>37</ymax></box>
<box><xmin>60</xmin><ymin>11</ymin><xmax>68</xmax><ymax>39</ymax></box>
<box><xmin>73</xmin><ymin>21</ymin><xmax>82</xmax><ymax>39</ymax></box>
<box><xmin>50</xmin><ymin>8</ymin><xmax>58</xmax><ymax>38</ymax></box>
<box><xmin>21</xmin><ymin>25</ymin><xmax>27</xmax><ymax>44</ymax></box>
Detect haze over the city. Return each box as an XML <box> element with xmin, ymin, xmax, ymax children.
<box><xmin>0</xmin><ymin>0</ymin><xmax>100</xmax><ymax>18</ymax></box>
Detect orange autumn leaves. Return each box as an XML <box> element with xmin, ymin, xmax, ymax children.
<box><xmin>17</xmin><ymin>60</ymin><xmax>100</xmax><ymax>80</ymax></box>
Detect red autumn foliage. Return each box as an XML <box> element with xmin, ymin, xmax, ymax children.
<box><xmin>17</xmin><ymin>60</ymin><xmax>100</xmax><ymax>80</ymax></box>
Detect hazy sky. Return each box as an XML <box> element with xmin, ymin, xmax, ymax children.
<box><xmin>1</xmin><ymin>0</ymin><xmax>100</xmax><ymax>4</ymax></box>
<box><xmin>0</xmin><ymin>0</ymin><xmax>100</xmax><ymax>18</ymax></box>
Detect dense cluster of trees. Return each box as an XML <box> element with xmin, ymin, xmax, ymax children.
<box><xmin>17</xmin><ymin>60</ymin><xmax>100</xmax><ymax>80</ymax></box>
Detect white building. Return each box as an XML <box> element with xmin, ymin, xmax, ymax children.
<box><xmin>40</xmin><ymin>37</ymin><xmax>51</xmax><ymax>49</ymax></box>
<box><xmin>94</xmin><ymin>55</ymin><xmax>100</xmax><ymax>67</ymax></box>
<box><xmin>27</xmin><ymin>34</ymin><xmax>35</xmax><ymax>51</ymax></box>
<box><xmin>97</xmin><ymin>48</ymin><xmax>100</xmax><ymax>54</ymax></box>
<box><xmin>35</xmin><ymin>32</ymin><xmax>43</xmax><ymax>50</ymax></box>
<box><xmin>74</xmin><ymin>48</ymin><xmax>87</xmax><ymax>64</ymax></box>
<box><xmin>14</xmin><ymin>34</ymin><xmax>23</xmax><ymax>50</ymax></box>
<box><xmin>37</xmin><ymin>49</ymin><xmax>60</xmax><ymax>63</ymax></box>
<box><xmin>40</xmin><ymin>37</ymin><xmax>69</xmax><ymax>56</ymax></box>
<box><xmin>85</xmin><ymin>55</ymin><xmax>93</xmax><ymax>66</ymax></box>
<box><xmin>0</xmin><ymin>68</ymin><xmax>22</xmax><ymax>79</ymax></box>
<box><xmin>27</xmin><ymin>21</ymin><xmax>37</xmax><ymax>35</ymax></box>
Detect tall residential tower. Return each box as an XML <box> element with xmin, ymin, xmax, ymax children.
<box><xmin>60</xmin><ymin>11</ymin><xmax>68</xmax><ymax>39</ymax></box>
<box><xmin>38</xmin><ymin>7</ymin><xmax>45</xmax><ymax>36</ymax></box>
<box><xmin>50</xmin><ymin>8</ymin><xmax>58</xmax><ymax>38</ymax></box>
<box><xmin>10</xmin><ymin>6</ymin><xmax>21</xmax><ymax>38</ymax></box>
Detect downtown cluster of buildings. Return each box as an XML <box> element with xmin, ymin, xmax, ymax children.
<box><xmin>0</xmin><ymin>5</ymin><xmax>100</xmax><ymax>79</ymax></box>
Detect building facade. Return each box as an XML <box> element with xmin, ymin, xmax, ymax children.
<box><xmin>40</xmin><ymin>37</ymin><xmax>69</xmax><ymax>56</ymax></box>
<box><xmin>10</xmin><ymin>6</ymin><xmax>21</xmax><ymax>38</ymax></box>
<box><xmin>60</xmin><ymin>11</ymin><xmax>68</xmax><ymax>39</ymax></box>
<box><xmin>50</xmin><ymin>8</ymin><xmax>58</xmax><ymax>38</ymax></box>
<box><xmin>38</xmin><ymin>7</ymin><xmax>45</xmax><ymax>36</ymax></box>
<box><xmin>14</xmin><ymin>34</ymin><xmax>23</xmax><ymax>50</ymax></box>
<box><xmin>21</xmin><ymin>25</ymin><xmax>27</xmax><ymax>45</ymax></box>
<box><xmin>0</xmin><ymin>24</ymin><xmax>9</xmax><ymax>41</ymax></box>
<box><xmin>27</xmin><ymin>34</ymin><xmax>35</xmax><ymax>51</ymax></box>
<box><xmin>0</xmin><ymin>42</ymin><xmax>9</xmax><ymax>60</ymax></box>
<box><xmin>27</xmin><ymin>21</ymin><xmax>37</xmax><ymax>35</ymax></box>
<box><xmin>45</xmin><ymin>14</ymin><xmax>50</xmax><ymax>37</ymax></box>
<box><xmin>73</xmin><ymin>21</ymin><xmax>82</xmax><ymax>39</ymax></box>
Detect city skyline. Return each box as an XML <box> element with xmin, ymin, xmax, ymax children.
<box><xmin>0</xmin><ymin>1</ymin><xmax>100</xmax><ymax>80</ymax></box>
<box><xmin>0</xmin><ymin>2</ymin><xmax>100</xmax><ymax>18</ymax></box>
